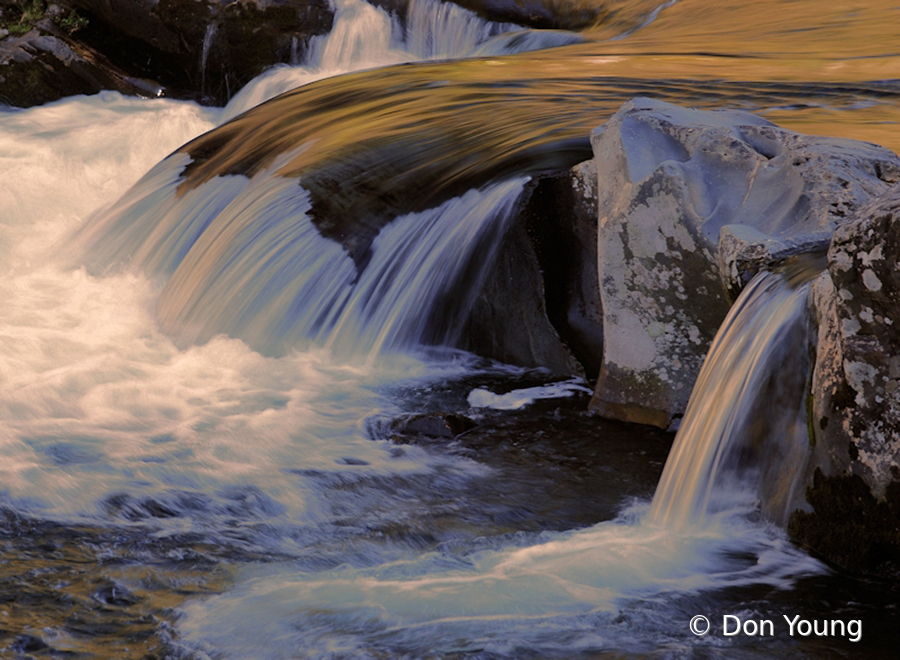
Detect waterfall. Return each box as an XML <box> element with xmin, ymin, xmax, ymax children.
<box><xmin>648</xmin><ymin>268</ymin><xmax>816</xmax><ymax>529</ymax></box>
<box><xmin>290</xmin><ymin>35</ymin><xmax>301</xmax><ymax>65</ymax></box>
<box><xmin>310</xmin><ymin>0</ymin><xmax>401</xmax><ymax>71</ymax></box>
<box><xmin>402</xmin><ymin>0</ymin><xmax>519</xmax><ymax>60</ymax></box>
<box><xmin>76</xmin><ymin>161</ymin><xmax>526</xmax><ymax>359</ymax></box>
<box><xmin>219</xmin><ymin>0</ymin><xmax>519</xmax><ymax>122</ymax></box>
<box><xmin>200</xmin><ymin>22</ymin><xmax>218</xmax><ymax>98</ymax></box>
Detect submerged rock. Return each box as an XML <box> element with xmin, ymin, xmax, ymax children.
<box><xmin>588</xmin><ymin>98</ymin><xmax>900</xmax><ymax>428</ymax></box>
<box><xmin>393</xmin><ymin>412</ymin><xmax>477</xmax><ymax>438</ymax></box>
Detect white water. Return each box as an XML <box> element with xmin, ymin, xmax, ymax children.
<box><xmin>75</xmin><ymin>149</ymin><xmax>526</xmax><ymax>358</ymax></box>
<box><xmin>219</xmin><ymin>0</ymin><xmax>520</xmax><ymax>123</ymax></box>
<box><xmin>170</xmin><ymin>273</ymin><xmax>825</xmax><ymax>659</ymax></box>
<box><xmin>468</xmin><ymin>378</ymin><xmax>593</xmax><ymax>410</ymax></box>
<box><xmin>176</xmin><ymin>504</ymin><xmax>823</xmax><ymax>658</ymax></box>
<box><xmin>0</xmin><ymin>94</ymin><xmax>494</xmax><ymax>540</ymax></box>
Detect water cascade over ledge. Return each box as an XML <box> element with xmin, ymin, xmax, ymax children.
<box><xmin>171</xmin><ymin>268</ymin><xmax>830</xmax><ymax>658</ymax></box>
<box><xmin>650</xmin><ymin>267</ymin><xmax>818</xmax><ymax>529</ymax></box>
<box><xmin>4</xmin><ymin>0</ymin><xmax>900</xmax><ymax>655</ymax></box>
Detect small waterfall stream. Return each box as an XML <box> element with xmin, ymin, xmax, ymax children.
<box><xmin>649</xmin><ymin>269</ymin><xmax>816</xmax><ymax>529</ymax></box>
<box><xmin>219</xmin><ymin>0</ymin><xmax>520</xmax><ymax>123</ymax></box>
<box><xmin>200</xmin><ymin>22</ymin><xmax>218</xmax><ymax>98</ymax></box>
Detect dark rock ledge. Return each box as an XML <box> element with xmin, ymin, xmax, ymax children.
<box><xmin>1</xmin><ymin>0</ymin><xmax>334</xmax><ymax>107</ymax></box>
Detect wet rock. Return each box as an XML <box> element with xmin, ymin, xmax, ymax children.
<box><xmin>10</xmin><ymin>634</ymin><xmax>50</xmax><ymax>653</ymax></box>
<box><xmin>458</xmin><ymin>162</ymin><xmax>602</xmax><ymax>377</ymax></box>
<box><xmin>1</xmin><ymin>0</ymin><xmax>334</xmax><ymax>107</ymax></box>
<box><xmin>789</xmin><ymin>469</ymin><xmax>900</xmax><ymax>575</ymax></box>
<box><xmin>393</xmin><ymin>412</ymin><xmax>477</xmax><ymax>438</ymax></box>
<box><xmin>92</xmin><ymin>582</ymin><xmax>140</xmax><ymax>607</ymax></box>
<box><xmin>717</xmin><ymin>224</ymin><xmax>831</xmax><ymax>302</ymax></box>
<box><xmin>0</xmin><ymin>27</ymin><xmax>161</xmax><ymax>107</ymax></box>
<box><xmin>588</xmin><ymin>97</ymin><xmax>900</xmax><ymax>428</ymax></box>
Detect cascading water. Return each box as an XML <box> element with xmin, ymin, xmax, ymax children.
<box><xmin>166</xmin><ymin>267</ymin><xmax>828</xmax><ymax>659</ymax></box>
<box><xmin>402</xmin><ymin>0</ymin><xmax>519</xmax><ymax>59</ymax></box>
<box><xmin>2</xmin><ymin>0</ymin><xmax>897</xmax><ymax>656</ymax></box>
<box><xmin>219</xmin><ymin>0</ymin><xmax>520</xmax><ymax>123</ymax></box>
<box><xmin>73</xmin><ymin>149</ymin><xmax>526</xmax><ymax>357</ymax></box>
<box><xmin>649</xmin><ymin>268</ymin><xmax>816</xmax><ymax>529</ymax></box>
<box><xmin>200</xmin><ymin>23</ymin><xmax>218</xmax><ymax>98</ymax></box>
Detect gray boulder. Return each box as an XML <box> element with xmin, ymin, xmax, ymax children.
<box><xmin>791</xmin><ymin>183</ymin><xmax>900</xmax><ymax>573</ymax></box>
<box><xmin>589</xmin><ymin>97</ymin><xmax>900</xmax><ymax>428</ymax></box>
<box><xmin>809</xmin><ymin>183</ymin><xmax>900</xmax><ymax>492</ymax></box>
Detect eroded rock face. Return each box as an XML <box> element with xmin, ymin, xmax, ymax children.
<box><xmin>809</xmin><ymin>183</ymin><xmax>900</xmax><ymax>495</ymax></box>
<box><xmin>589</xmin><ymin>97</ymin><xmax>900</xmax><ymax>428</ymax></box>
<box><xmin>458</xmin><ymin>163</ymin><xmax>602</xmax><ymax>377</ymax></box>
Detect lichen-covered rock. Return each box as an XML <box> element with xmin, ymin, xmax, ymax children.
<box><xmin>716</xmin><ymin>224</ymin><xmax>831</xmax><ymax>302</ymax></box>
<box><xmin>809</xmin><ymin>183</ymin><xmax>900</xmax><ymax>496</ymax></box>
<box><xmin>589</xmin><ymin>97</ymin><xmax>900</xmax><ymax>428</ymax></box>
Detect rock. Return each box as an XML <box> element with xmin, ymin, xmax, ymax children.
<box><xmin>788</xmin><ymin>469</ymin><xmax>900</xmax><ymax>575</ymax></box>
<box><xmin>716</xmin><ymin>223</ymin><xmax>831</xmax><ymax>301</ymax></box>
<box><xmin>458</xmin><ymin>162</ymin><xmax>602</xmax><ymax>378</ymax></box>
<box><xmin>519</xmin><ymin>160</ymin><xmax>604</xmax><ymax>378</ymax></box>
<box><xmin>588</xmin><ymin>97</ymin><xmax>900</xmax><ymax>429</ymax></box>
<box><xmin>0</xmin><ymin>27</ymin><xmax>161</xmax><ymax>107</ymax></box>
<box><xmin>796</xmin><ymin>184</ymin><xmax>900</xmax><ymax>574</ymax></box>
<box><xmin>457</xmin><ymin>204</ymin><xmax>583</xmax><ymax>377</ymax></box>
<box><xmin>1</xmin><ymin>0</ymin><xmax>334</xmax><ymax>107</ymax></box>
<box><xmin>811</xmin><ymin>183</ymin><xmax>900</xmax><ymax>492</ymax></box>
<box><xmin>393</xmin><ymin>412</ymin><xmax>477</xmax><ymax>437</ymax></box>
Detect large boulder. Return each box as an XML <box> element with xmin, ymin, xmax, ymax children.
<box><xmin>791</xmin><ymin>183</ymin><xmax>900</xmax><ymax>573</ymax></box>
<box><xmin>588</xmin><ymin>97</ymin><xmax>900</xmax><ymax>429</ymax></box>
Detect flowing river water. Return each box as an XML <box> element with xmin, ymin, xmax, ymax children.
<box><xmin>1</xmin><ymin>0</ymin><xmax>899</xmax><ymax>657</ymax></box>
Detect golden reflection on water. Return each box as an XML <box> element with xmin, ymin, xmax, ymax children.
<box><xmin>0</xmin><ymin>526</ymin><xmax>232</xmax><ymax>658</ymax></box>
<box><xmin>182</xmin><ymin>0</ymin><xmax>899</xmax><ymax>219</ymax></box>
